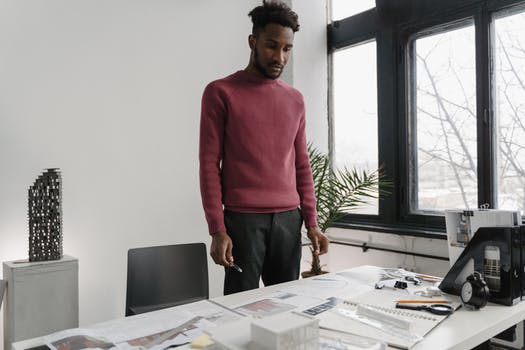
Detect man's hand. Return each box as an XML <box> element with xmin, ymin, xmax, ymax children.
<box><xmin>306</xmin><ymin>226</ymin><xmax>329</xmax><ymax>256</ymax></box>
<box><xmin>210</xmin><ymin>231</ymin><xmax>234</xmax><ymax>267</ymax></box>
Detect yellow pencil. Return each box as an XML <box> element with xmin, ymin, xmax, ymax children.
<box><xmin>416</xmin><ymin>274</ymin><xmax>442</xmax><ymax>280</ymax></box>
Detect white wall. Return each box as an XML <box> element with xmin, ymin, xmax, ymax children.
<box><xmin>324</xmin><ymin>228</ymin><xmax>450</xmax><ymax>277</ymax></box>
<box><xmin>0</xmin><ymin>0</ymin><xmax>329</xmax><ymax>345</ymax></box>
<box><xmin>293</xmin><ymin>0</ymin><xmax>329</xmax><ymax>151</ymax></box>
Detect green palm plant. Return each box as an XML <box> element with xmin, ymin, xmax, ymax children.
<box><xmin>303</xmin><ymin>143</ymin><xmax>391</xmax><ymax>276</ymax></box>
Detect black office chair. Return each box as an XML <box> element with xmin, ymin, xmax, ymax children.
<box><xmin>125</xmin><ymin>242</ymin><xmax>209</xmax><ymax>316</ymax></box>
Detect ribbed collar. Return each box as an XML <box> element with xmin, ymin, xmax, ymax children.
<box><xmin>235</xmin><ymin>69</ymin><xmax>280</xmax><ymax>85</ymax></box>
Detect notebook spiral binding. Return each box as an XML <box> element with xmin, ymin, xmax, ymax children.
<box><xmin>344</xmin><ymin>301</ymin><xmax>438</xmax><ymax>322</ymax></box>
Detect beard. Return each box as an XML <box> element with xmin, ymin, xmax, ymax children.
<box><xmin>253</xmin><ymin>47</ymin><xmax>282</xmax><ymax>80</ymax></box>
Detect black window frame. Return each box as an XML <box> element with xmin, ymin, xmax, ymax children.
<box><xmin>328</xmin><ymin>0</ymin><xmax>525</xmax><ymax>238</ymax></box>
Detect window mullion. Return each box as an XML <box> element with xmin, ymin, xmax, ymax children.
<box><xmin>475</xmin><ymin>7</ymin><xmax>496</xmax><ymax>208</ymax></box>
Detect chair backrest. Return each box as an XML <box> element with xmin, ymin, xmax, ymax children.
<box><xmin>125</xmin><ymin>242</ymin><xmax>208</xmax><ymax>316</ymax></box>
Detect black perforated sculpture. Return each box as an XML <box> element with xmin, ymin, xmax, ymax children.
<box><xmin>28</xmin><ymin>168</ymin><xmax>63</xmax><ymax>261</ymax></box>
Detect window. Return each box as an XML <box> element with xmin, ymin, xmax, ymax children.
<box><xmin>331</xmin><ymin>0</ymin><xmax>375</xmax><ymax>21</ymax></box>
<box><xmin>409</xmin><ymin>23</ymin><xmax>478</xmax><ymax>212</ymax></box>
<box><xmin>328</xmin><ymin>0</ymin><xmax>525</xmax><ymax>235</ymax></box>
<box><xmin>494</xmin><ymin>9</ymin><xmax>525</xmax><ymax>214</ymax></box>
<box><xmin>333</xmin><ymin>41</ymin><xmax>378</xmax><ymax>214</ymax></box>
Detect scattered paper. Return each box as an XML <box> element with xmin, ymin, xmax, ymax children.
<box><xmin>44</xmin><ymin>300</ymin><xmax>244</xmax><ymax>350</ymax></box>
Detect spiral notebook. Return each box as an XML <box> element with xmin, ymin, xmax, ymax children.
<box><xmin>318</xmin><ymin>289</ymin><xmax>459</xmax><ymax>349</ymax></box>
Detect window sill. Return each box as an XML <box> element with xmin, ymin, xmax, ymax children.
<box><xmin>329</xmin><ymin>221</ymin><xmax>447</xmax><ymax>240</ymax></box>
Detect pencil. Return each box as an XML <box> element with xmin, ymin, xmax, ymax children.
<box><xmin>397</xmin><ymin>300</ymin><xmax>450</xmax><ymax>304</ymax></box>
<box><xmin>231</xmin><ymin>263</ymin><xmax>243</xmax><ymax>273</ymax></box>
<box><xmin>415</xmin><ymin>274</ymin><xmax>442</xmax><ymax>280</ymax></box>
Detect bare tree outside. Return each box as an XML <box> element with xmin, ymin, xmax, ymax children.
<box><xmin>331</xmin><ymin>4</ymin><xmax>525</xmax><ymax>217</ymax></box>
<box><xmin>413</xmin><ymin>23</ymin><xmax>478</xmax><ymax>211</ymax></box>
<box><xmin>412</xmin><ymin>11</ymin><xmax>525</xmax><ymax>216</ymax></box>
<box><xmin>494</xmin><ymin>11</ymin><xmax>525</xmax><ymax>212</ymax></box>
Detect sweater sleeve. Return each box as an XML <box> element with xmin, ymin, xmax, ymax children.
<box><xmin>199</xmin><ymin>83</ymin><xmax>227</xmax><ymax>234</ymax></box>
<box><xmin>294</xmin><ymin>98</ymin><xmax>318</xmax><ymax>228</ymax></box>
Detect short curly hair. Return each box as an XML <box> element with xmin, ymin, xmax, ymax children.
<box><xmin>248</xmin><ymin>1</ymin><xmax>300</xmax><ymax>37</ymax></box>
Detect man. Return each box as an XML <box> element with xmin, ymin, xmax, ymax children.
<box><xmin>199</xmin><ymin>1</ymin><xmax>329</xmax><ymax>295</ymax></box>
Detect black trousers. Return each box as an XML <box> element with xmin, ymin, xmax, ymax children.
<box><xmin>223</xmin><ymin>208</ymin><xmax>303</xmax><ymax>295</ymax></box>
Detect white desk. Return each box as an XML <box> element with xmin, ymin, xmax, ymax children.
<box><xmin>215</xmin><ymin>280</ymin><xmax>525</xmax><ymax>350</ymax></box>
<box><xmin>413</xmin><ymin>301</ymin><xmax>525</xmax><ymax>350</ymax></box>
<box><xmin>13</xmin><ymin>265</ymin><xmax>525</xmax><ymax>350</ymax></box>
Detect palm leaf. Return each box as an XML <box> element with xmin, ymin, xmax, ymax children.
<box><xmin>307</xmin><ymin>143</ymin><xmax>391</xmax><ymax>233</ymax></box>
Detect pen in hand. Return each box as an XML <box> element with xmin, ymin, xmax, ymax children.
<box><xmin>231</xmin><ymin>263</ymin><xmax>243</xmax><ymax>273</ymax></box>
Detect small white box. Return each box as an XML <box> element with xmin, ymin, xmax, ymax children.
<box><xmin>250</xmin><ymin>312</ymin><xmax>319</xmax><ymax>350</ymax></box>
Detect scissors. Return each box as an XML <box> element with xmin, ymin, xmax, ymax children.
<box><xmin>395</xmin><ymin>303</ymin><xmax>454</xmax><ymax>315</ymax></box>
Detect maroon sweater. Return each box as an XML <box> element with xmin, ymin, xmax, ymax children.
<box><xmin>199</xmin><ymin>70</ymin><xmax>318</xmax><ymax>234</ymax></box>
